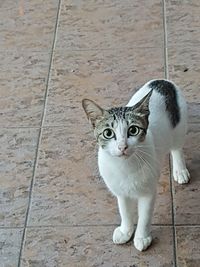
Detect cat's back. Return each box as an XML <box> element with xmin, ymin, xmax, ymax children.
<box><xmin>127</xmin><ymin>79</ymin><xmax>187</xmax><ymax>132</ymax></box>
<box><xmin>127</xmin><ymin>79</ymin><xmax>188</xmax><ymax>155</ymax></box>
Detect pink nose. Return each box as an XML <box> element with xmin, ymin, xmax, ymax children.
<box><xmin>118</xmin><ymin>145</ymin><xmax>128</xmax><ymax>153</ymax></box>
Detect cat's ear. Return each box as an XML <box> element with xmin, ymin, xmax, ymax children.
<box><xmin>82</xmin><ymin>99</ymin><xmax>105</xmax><ymax>128</ymax></box>
<box><xmin>132</xmin><ymin>89</ymin><xmax>153</xmax><ymax>116</ymax></box>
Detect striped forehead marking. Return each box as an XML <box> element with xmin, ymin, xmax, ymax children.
<box><xmin>108</xmin><ymin>107</ymin><xmax>128</xmax><ymax>120</ymax></box>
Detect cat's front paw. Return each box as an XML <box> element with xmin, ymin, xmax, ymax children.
<box><xmin>113</xmin><ymin>227</ymin><xmax>134</xmax><ymax>244</ymax></box>
<box><xmin>134</xmin><ymin>235</ymin><xmax>152</xmax><ymax>251</ymax></box>
<box><xmin>173</xmin><ymin>168</ymin><xmax>190</xmax><ymax>184</ymax></box>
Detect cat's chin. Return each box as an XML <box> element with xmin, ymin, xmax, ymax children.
<box><xmin>109</xmin><ymin>151</ymin><xmax>132</xmax><ymax>159</ymax></box>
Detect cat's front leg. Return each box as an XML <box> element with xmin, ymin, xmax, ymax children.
<box><xmin>134</xmin><ymin>193</ymin><xmax>156</xmax><ymax>251</ymax></box>
<box><xmin>113</xmin><ymin>196</ymin><xmax>135</xmax><ymax>244</ymax></box>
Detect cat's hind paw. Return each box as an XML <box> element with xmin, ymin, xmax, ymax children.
<box><xmin>173</xmin><ymin>168</ymin><xmax>190</xmax><ymax>184</ymax></box>
<box><xmin>113</xmin><ymin>227</ymin><xmax>134</xmax><ymax>244</ymax></box>
<box><xmin>134</xmin><ymin>235</ymin><xmax>152</xmax><ymax>251</ymax></box>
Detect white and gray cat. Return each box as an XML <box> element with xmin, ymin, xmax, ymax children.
<box><xmin>82</xmin><ymin>79</ymin><xmax>190</xmax><ymax>251</ymax></box>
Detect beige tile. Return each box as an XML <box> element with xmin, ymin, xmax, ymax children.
<box><xmin>166</xmin><ymin>0</ymin><xmax>200</xmax><ymax>47</ymax></box>
<box><xmin>0</xmin><ymin>128</ymin><xmax>39</xmax><ymax>227</ymax></box>
<box><xmin>21</xmin><ymin>226</ymin><xmax>173</xmax><ymax>267</ymax></box>
<box><xmin>176</xmin><ymin>226</ymin><xmax>200</xmax><ymax>267</ymax></box>
<box><xmin>188</xmin><ymin>103</ymin><xmax>200</xmax><ymax>123</ymax></box>
<box><xmin>56</xmin><ymin>0</ymin><xmax>163</xmax><ymax>50</ymax></box>
<box><xmin>173</xmin><ymin>124</ymin><xmax>200</xmax><ymax>225</ymax></box>
<box><xmin>63</xmin><ymin>0</ymin><xmax>137</xmax><ymax>6</ymax></box>
<box><xmin>28</xmin><ymin>127</ymin><xmax>119</xmax><ymax>226</ymax></box>
<box><xmin>44</xmin><ymin>48</ymin><xmax>164</xmax><ymax>126</ymax></box>
<box><xmin>0</xmin><ymin>228</ymin><xmax>23</xmax><ymax>267</ymax></box>
<box><xmin>28</xmin><ymin>126</ymin><xmax>171</xmax><ymax>226</ymax></box>
<box><xmin>154</xmin><ymin>158</ymin><xmax>172</xmax><ymax>225</ymax></box>
<box><xmin>131</xmin><ymin>227</ymin><xmax>174</xmax><ymax>267</ymax></box>
<box><xmin>168</xmin><ymin>46</ymin><xmax>200</xmax><ymax>102</ymax></box>
<box><xmin>0</xmin><ymin>0</ymin><xmax>59</xmax><ymax>51</ymax></box>
<box><xmin>0</xmin><ymin>52</ymin><xmax>49</xmax><ymax>127</ymax></box>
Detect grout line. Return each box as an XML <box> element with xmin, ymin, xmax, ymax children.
<box><xmin>1</xmin><ymin>223</ymin><xmax>199</xmax><ymax>230</ymax></box>
<box><xmin>0</xmin><ymin>223</ymin><xmax>199</xmax><ymax>231</ymax></box>
<box><xmin>1</xmin><ymin>43</ymin><xmax>200</xmax><ymax>53</ymax></box>
<box><xmin>23</xmin><ymin>223</ymin><xmax>174</xmax><ymax>228</ymax></box>
<box><xmin>163</xmin><ymin>0</ymin><xmax>177</xmax><ymax>266</ymax></box>
<box><xmin>17</xmin><ymin>0</ymin><xmax>62</xmax><ymax>266</ymax></box>
<box><xmin>169</xmin><ymin>156</ymin><xmax>178</xmax><ymax>267</ymax></box>
<box><xmin>0</xmin><ymin>46</ymin><xmax>171</xmax><ymax>54</ymax></box>
<box><xmin>162</xmin><ymin>0</ymin><xmax>169</xmax><ymax>80</ymax></box>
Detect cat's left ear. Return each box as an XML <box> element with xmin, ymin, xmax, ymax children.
<box><xmin>82</xmin><ymin>99</ymin><xmax>105</xmax><ymax>128</ymax></box>
<box><xmin>132</xmin><ymin>89</ymin><xmax>153</xmax><ymax>116</ymax></box>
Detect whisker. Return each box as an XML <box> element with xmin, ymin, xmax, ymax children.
<box><xmin>136</xmin><ymin>148</ymin><xmax>161</xmax><ymax>166</ymax></box>
<box><xmin>135</xmin><ymin>151</ymin><xmax>158</xmax><ymax>178</ymax></box>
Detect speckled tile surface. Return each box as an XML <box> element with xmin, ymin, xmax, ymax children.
<box><xmin>176</xmin><ymin>226</ymin><xmax>200</xmax><ymax>267</ymax></box>
<box><xmin>1</xmin><ymin>0</ymin><xmax>200</xmax><ymax>266</ymax></box>
<box><xmin>168</xmin><ymin>46</ymin><xmax>200</xmax><ymax>103</ymax></box>
<box><xmin>56</xmin><ymin>0</ymin><xmax>163</xmax><ymax>50</ymax></box>
<box><xmin>21</xmin><ymin>226</ymin><xmax>173</xmax><ymax>267</ymax></box>
<box><xmin>0</xmin><ymin>0</ymin><xmax>59</xmax><ymax>51</ymax></box>
<box><xmin>44</xmin><ymin>48</ymin><xmax>164</xmax><ymax>127</ymax></box>
<box><xmin>27</xmin><ymin>127</ymin><xmax>118</xmax><ymax>226</ymax></box>
<box><xmin>188</xmin><ymin>102</ymin><xmax>200</xmax><ymax>123</ymax></box>
<box><xmin>173</xmin><ymin>124</ymin><xmax>200</xmax><ymax>225</ymax></box>
<box><xmin>166</xmin><ymin>0</ymin><xmax>200</xmax><ymax>47</ymax></box>
<box><xmin>0</xmin><ymin>228</ymin><xmax>23</xmax><ymax>267</ymax></box>
<box><xmin>0</xmin><ymin>128</ymin><xmax>39</xmax><ymax>227</ymax></box>
<box><xmin>0</xmin><ymin>52</ymin><xmax>50</xmax><ymax>127</ymax></box>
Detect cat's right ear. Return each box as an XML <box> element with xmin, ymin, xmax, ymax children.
<box><xmin>82</xmin><ymin>99</ymin><xmax>104</xmax><ymax>128</ymax></box>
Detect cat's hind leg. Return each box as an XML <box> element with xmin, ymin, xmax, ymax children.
<box><xmin>171</xmin><ymin>148</ymin><xmax>190</xmax><ymax>184</ymax></box>
<box><xmin>113</xmin><ymin>196</ymin><xmax>135</xmax><ymax>244</ymax></box>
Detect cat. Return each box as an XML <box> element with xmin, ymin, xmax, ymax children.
<box><xmin>82</xmin><ymin>79</ymin><xmax>190</xmax><ymax>251</ymax></box>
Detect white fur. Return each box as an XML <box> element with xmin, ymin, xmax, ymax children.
<box><xmin>98</xmin><ymin>80</ymin><xmax>190</xmax><ymax>251</ymax></box>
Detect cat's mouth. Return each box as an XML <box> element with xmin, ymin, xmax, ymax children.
<box><xmin>116</xmin><ymin>151</ymin><xmax>130</xmax><ymax>159</ymax></box>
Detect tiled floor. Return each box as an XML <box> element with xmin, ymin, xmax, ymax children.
<box><xmin>0</xmin><ymin>0</ymin><xmax>199</xmax><ymax>266</ymax></box>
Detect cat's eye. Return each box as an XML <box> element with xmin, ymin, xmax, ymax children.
<box><xmin>103</xmin><ymin>128</ymin><xmax>115</xmax><ymax>139</ymax></box>
<box><xmin>128</xmin><ymin>126</ymin><xmax>140</xmax><ymax>137</ymax></box>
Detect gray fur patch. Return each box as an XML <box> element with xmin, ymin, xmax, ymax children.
<box><xmin>149</xmin><ymin>80</ymin><xmax>180</xmax><ymax>128</ymax></box>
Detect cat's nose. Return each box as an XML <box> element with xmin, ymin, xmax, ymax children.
<box><xmin>118</xmin><ymin>144</ymin><xmax>128</xmax><ymax>153</ymax></box>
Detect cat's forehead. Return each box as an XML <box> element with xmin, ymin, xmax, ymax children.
<box><xmin>106</xmin><ymin>106</ymin><xmax>134</xmax><ymax>122</ymax></box>
<box><xmin>98</xmin><ymin>106</ymin><xmax>147</xmax><ymax>130</ymax></box>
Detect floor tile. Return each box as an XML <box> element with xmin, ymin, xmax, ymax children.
<box><xmin>173</xmin><ymin>124</ymin><xmax>200</xmax><ymax>225</ymax></box>
<box><xmin>188</xmin><ymin>102</ymin><xmax>200</xmax><ymax>123</ymax></box>
<box><xmin>44</xmin><ymin>48</ymin><xmax>164</xmax><ymax>126</ymax></box>
<box><xmin>166</xmin><ymin>0</ymin><xmax>200</xmax><ymax>47</ymax></box>
<box><xmin>63</xmin><ymin>0</ymin><xmax>138</xmax><ymax>6</ymax></box>
<box><xmin>130</xmin><ymin>227</ymin><xmax>174</xmax><ymax>267</ymax></box>
<box><xmin>176</xmin><ymin>226</ymin><xmax>200</xmax><ymax>267</ymax></box>
<box><xmin>28</xmin><ymin>126</ymin><xmax>119</xmax><ymax>226</ymax></box>
<box><xmin>154</xmin><ymin>158</ymin><xmax>172</xmax><ymax>225</ymax></box>
<box><xmin>0</xmin><ymin>0</ymin><xmax>59</xmax><ymax>51</ymax></box>
<box><xmin>28</xmin><ymin>126</ymin><xmax>172</xmax><ymax>226</ymax></box>
<box><xmin>21</xmin><ymin>226</ymin><xmax>173</xmax><ymax>267</ymax></box>
<box><xmin>168</xmin><ymin>46</ymin><xmax>200</xmax><ymax>102</ymax></box>
<box><xmin>0</xmin><ymin>52</ymin><xmax>49</xmax><ymax>127</ymax></box>
<box><xmin>0</xmin><ymin>228</ymin><xmax>23</xmax><ymax>267</ymax></box>
<box><xmin>0</xmin><ymin>128</ymin><xmax>39</xmax><ymax>227</ymax></box>
<box><xmin>56</xmin><ymin>0</ymin><xmax>163</xmax><ymax>50</ymax></box>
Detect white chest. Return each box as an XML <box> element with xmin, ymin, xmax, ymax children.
<box><xmin>98</xmin><ymin>150</ymin><xmax>158</xmax><ymax>198</ymax></box>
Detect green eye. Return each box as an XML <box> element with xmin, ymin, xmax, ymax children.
<box><xmin>128</xmin><ymin>126</ymin><xmax>140</xmax><ymax>136</ymax></box>
<box><xmin>103</xmin><ymin>128</ymin><xmax>115</xmax><ymax>139</ymax></box>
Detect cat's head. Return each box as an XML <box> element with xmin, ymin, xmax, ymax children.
<box><xmin>82</xmin><ymin>90</ymin><xmax>152</xmax><ymax>158</ymax></box>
